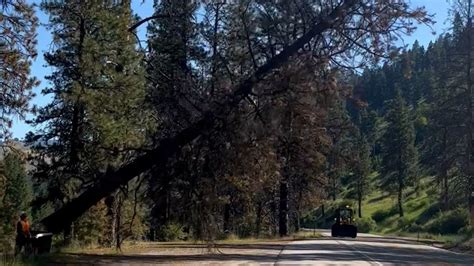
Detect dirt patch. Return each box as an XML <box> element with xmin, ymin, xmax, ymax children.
<box><xmin>445</xmin><ymin>238</ymin><xmax>474</xmax><ymax>255</ymax></box>
<box><xmin>42</xmin><ymin>241</ymin><xmax>292</xmax><ymax>265</ymax></box>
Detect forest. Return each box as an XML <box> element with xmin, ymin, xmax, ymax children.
<box><xmin>1</xmin><ymin>0</ymin><xmax>473</xmax><ymax>253</ymax></box>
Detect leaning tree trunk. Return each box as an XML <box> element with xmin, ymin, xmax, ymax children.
<box><xmin>39</xmin><ymin>1</ymin><xmax>359</xmax><ymax>233</ymax></box>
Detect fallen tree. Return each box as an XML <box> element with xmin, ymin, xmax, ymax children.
<box><xmin>40</xmin><ymin>0</ymin><xmax>428</xmax><ymax>233</ymax></box>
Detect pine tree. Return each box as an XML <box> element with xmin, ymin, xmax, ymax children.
<box><xmin>0</xmin><ymin>152</ymin><xmax>32</xmax><ymax>248</ymax></box>
<box><xmin>0</xmin><ymin>0</ymin><xmax>38</xmax><ymax>138</ymax></box>
<box><xmin>381</xmin><ymin>90</ymin><xmax>418</xmax><ymax>217</ymax></box>
<box><xmin>28</xmin><ymin>0</ymin><xmax>151</xmax><ymax>244</ymax></box>
<box><xmin>423</xmin><ymin>7</ymin><xmax>474</xmax><ymax>208</ymax></box>
<box><xmin>351</xmin><ymin>134</ymin><xmax>371</xmax><ymax>218</ymax></box>
<box><xmin>146</xmin><ymin>0</ymin><xmax>201</xmax><ymax>134</ymax></box>
<box><xmin>145</xmin><ymin>0</ymin><xmax>202</xmax><ymax>234</ymax></box>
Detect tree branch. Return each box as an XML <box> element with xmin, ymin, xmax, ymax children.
<box><xmin>128</xmin><ymin>14</ymin><xmax>180</xmax><ymax>32</ymax></box>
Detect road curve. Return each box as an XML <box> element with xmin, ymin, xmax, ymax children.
<box><xmin>276</xmin><ymin>230</ymin><xmax>474</xmax><ymax>265</ymax></box>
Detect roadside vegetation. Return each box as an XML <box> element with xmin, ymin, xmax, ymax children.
<box><xmin>303</xmin><ymin>175</ymin><xmax>472</xmax><ymax>248</ymax></box>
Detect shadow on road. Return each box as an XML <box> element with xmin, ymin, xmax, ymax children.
<box><xmin>47</xmin><ymin>253</ymin><xmax>278</xmax><ymax>265</ymax></box>
<box><xmin>42</xmin><ymin>237</ymin><xmax>473</xmax><ymax>265</ymax></box>
<box><xmin>279</xmin><ymin>238</ymin><xmax>473</xmax><ymax>265</ymax></box>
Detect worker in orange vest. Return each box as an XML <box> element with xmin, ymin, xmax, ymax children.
<box><xmin>15</xmin><ymin>212</ymin><xmax>31</xmax><ymax>256</ymax></box>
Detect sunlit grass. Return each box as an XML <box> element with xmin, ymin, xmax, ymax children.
<box><xmin>356</xmin><ymin>175</ymin><xmax>472</xmax><ymax>246</ymax></box>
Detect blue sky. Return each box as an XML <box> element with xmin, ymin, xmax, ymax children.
<box><xmin>11</xmin><ymin>0</ymin><xmax>451</xmax><ymax>139</ymax></box>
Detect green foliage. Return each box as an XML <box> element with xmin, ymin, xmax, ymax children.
<box><xmin>380</xmin><ymin>90</ymin><xmax>418</xmax><ymax>217</ymax></box>
<box><xmin>0</xmin><ymin>152</ymin><xmax>32</xmax><ymax>252</ymax></box>
<box><xmin>396</xmin><ymin>217</ymin><xmax>412</xmax><ymax>231</ymax></box>
<box><xmin>457</xmin><ymin>226</ymin><xmax>473</xmax><ymax>238</ymax></box>
<box><xmin>414</xmin><ymin>202</ymin><xmax>440</xmax><ymax>224</ymax></box>
<box><xmin>27</xmin><ymin>0</ymin><xmax>152</xmax><ymax>248</ymax></box>
<box><xmin>371</xmin><ymin>206</ymin><xmax>398</xmax><ymax>223</ymax></box>
<box><xmin>406</xmin><ymin>223</ymin><xmax>423</xmax><ymax>233</ymax></box>
<box><xmin>426</xmin><ymin>208</ymin><xmax>469</xmax><ymax>235</ymax></box>
<box><xmin>0</xmin><ymin>0</ymin><xmax>38</xmax><ymax>138</ymax></box>
<box><xmin>73</xmin><ymin>201</ymin><xmax>108</xmax><ymax>246</ymax></box>
<box><xmin>157</xmin><ymin>223</ymin><xmax>188</xmax><ymax>241</ymax></box>
<box><xmin>356</xmin><ymin>217</ymin><xmax>376</xmax><ymax>233</ymax></box>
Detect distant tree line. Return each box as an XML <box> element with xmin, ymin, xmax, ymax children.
<box><xmin>341</xmin><ymin>3</ymin><xmax>474</xmax><ymax>219</ymax></box>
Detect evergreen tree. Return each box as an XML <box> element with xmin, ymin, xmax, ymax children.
<box><xmin>28</xmin><ymin>0</ymin><xmax>151</xmax><ymax>244</ymax></box>
<box><xmin>146</xmin><ymin>0</ymin><xmax>201</xmax><ymax>134</ymax></box>
<box><xmin>381</xmin><ymin>90</ymin><xmax>418</xmax><ymax>217</ymax></box>
<box><xmin>423</xmin><ymin>7</ymin><xmax>474</xmax><ymax>208</ymax></box>
<box><xmin>145</xmin><ymin>0</ymin><xmax>202</xmax><ymax>234</ymax></box>
<box><xmin>0</xmin><ymin>152</ymin><xmax>32</xmax><ymax>250</ymax></box>
<box><xmin>0</xmin><ymin>0</ymin><xmax>38</xmax><ymax>139</ymax></box>
<box><xmin>351</xmin><ymin>134</ymin><xmax>371</xmax><ymax>218</ymax></box>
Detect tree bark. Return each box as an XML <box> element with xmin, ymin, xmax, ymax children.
<box><xmin>63</xmin><ymin>223</ymin><xmax>72</xmax><ymax>246</ymax></box>
<box><xmin>441</xmin><ymin>128</ymin><xmax>449</xmax><ymax>209</ymax></box>
<box><xmin>466</xmin><ymin>0</ymin><xmax>474</xmax><ymax>211</ymax></box>
<box><xmin>270</xmin><ymin>196</ymin><xmax>278</xmax><ymax>235</ymax></box>
<box><xmin>110</xmin><ymin>195</ymin><xmax>117</xmax><ymax>247</ymax></box>
<box><xmin>331</xmin><ymin>176</ymin><xmax>337</xmax><ymax>201</ymax></box>
<box><xmin>223</xmin><ymin>203</ymin><xmax>230</xmax><ymax>233</ymax></box>
<box><xmin>293</xmin><ymin>211</ymin><xmax>300</xmax><ymax>233</ymax></box>
<box><xmin>40</xmin><ymin>1</ymin><xmax>359</xmax><ymax>233</ymax></box>
<box><xmin>443</xmin><ymin>171</ymin><xmax>449</xmax><ymax>209</ymax></box>
<box><xmin>398</xmin><ymin>177</ymin><xmax>404</xmax><ymax>217</ymax></box>
<box><xmin>255</xmin><ymin>202</ymin><xmax>262</xmax><ymax>238</ymax></box>
<box><xmin>115</xmin><ymin>196</ymin><xmax>122</xmax><ymax>251</ymax></box>
<box><xmin>358</xmin><ymin>190</ymin><xmax>362</xmax><ymax>218</ymax></box>
<box><xmin>279</xmin><ymin>180</ymin><xmax>289</xmax><ymax>236</ymax></box>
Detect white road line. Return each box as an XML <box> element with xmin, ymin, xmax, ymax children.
<box><xmin>337</xmin><ymin>239</ymin><xmax>383</xmax><ymax>266</ymax></box>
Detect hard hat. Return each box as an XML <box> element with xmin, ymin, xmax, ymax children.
<box><xmin>20</xmin><ymin>211</ymin><xmax>27</xmax><ymax>218</ymax></box>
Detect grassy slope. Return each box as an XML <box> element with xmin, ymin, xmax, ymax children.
<box><xmin>357</xmin><ymin>174</ymin><xmax>465</xmax><ymax>244</ymax></box>
<box><xmin>303</xmin><ymin>173</ymin><xmax>469</xmax><ymax>245</ymax></box>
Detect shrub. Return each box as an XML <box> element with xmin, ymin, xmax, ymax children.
<box><xmin>397</xmin><ymin>217</ymin><xmax>413</xmax><ymax>231</ymax></box>
<box><xmin>458</xmin><ymin>226</ymin><xmax>473</xmax><ymax>237</ymax></box>
<box><xmin>157</xmin><ymin>223</ymin><xmax>187</xmax><ymax>241</ymax></box>
<box><xmin>371</xmin><ymin>210</ymin><xmax>387</xmax><ymax>223</ymax></box>
<box><xmin>372</xmin><ymin>206</ymin><xmax>398</xmax><ymax>223</ymax></box>
<box><xmin>415</xmin><ymin>203</ymin><xmax>440</xmax><ymax>224</ymax></box>
<box><xmin>426</xmin><ymin>186</ymin><xmax>438</xmax><ymax>200</ymax></box>
<box><xmin>406</xmin><ymin>223</ymin><xmax>423</xmax><ymax>233</ymax></box>
<box><xmin>356</xmin><ymin>217</ymin><xmax>376</xmax><ymax>233</ymax></box>
<box><xmin>426</xmin><ymin>208</ymin><xmax>469</xmax><ymax>235</ymax></box>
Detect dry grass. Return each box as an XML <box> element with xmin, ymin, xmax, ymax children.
<box><xmin>60</xmin><ymin>231</ymin><xmax>321</xmax><ymax>256</ymax></box>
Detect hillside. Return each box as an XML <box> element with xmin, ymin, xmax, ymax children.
<box><xmin>303</xmin><ymin>174</ymin><xmax>471</xmax><ymax>245</ymax></box>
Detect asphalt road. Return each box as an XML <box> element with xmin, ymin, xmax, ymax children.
<box><xmin>45</xmin><ymin>231</ymin><xmax>474</xmax><ymax>265</ymax></box>
<box><xmin>276</xmin><ymin>230</ymin><xmax>474</xmax><ymax>265</ymax></box>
